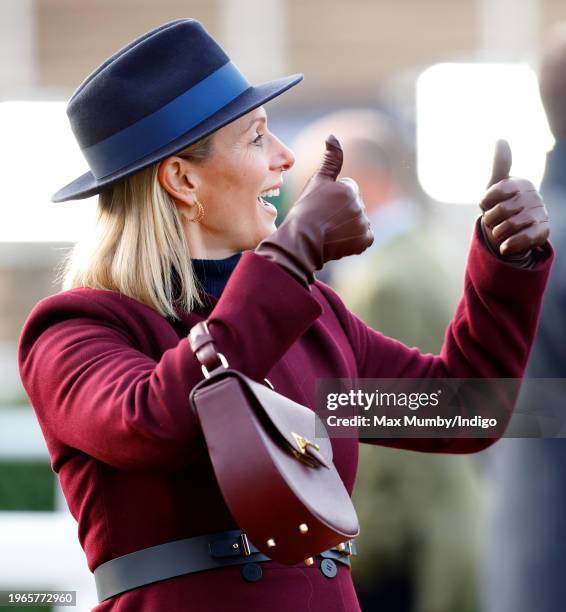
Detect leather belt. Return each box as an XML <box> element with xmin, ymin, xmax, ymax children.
<box><xmin>94</xmin><ymin>528</ymin><xmax>357</xmax><ymax>602</ymax></box>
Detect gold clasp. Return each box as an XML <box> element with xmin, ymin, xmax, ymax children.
<box><xmin>291</xmin><ymin>432</ymin><xmax>320</xmax><ymax>454</ymax></box>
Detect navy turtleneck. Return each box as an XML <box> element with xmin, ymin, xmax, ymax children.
<box><xmin>191</xmin><ymin>252</ymin><xmax>242</xmax><ymax>299</ymax></box>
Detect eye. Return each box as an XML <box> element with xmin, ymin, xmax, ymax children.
<box><xmin>252</xmin><ymin>133</ymin><xmax>264</xmax><ymax>145</ymax></box>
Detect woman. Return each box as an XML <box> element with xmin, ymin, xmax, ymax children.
<box><xmin>18</xmin><ymin>18</ymin><xmax>551</xmax><ymax>612</ymax></box>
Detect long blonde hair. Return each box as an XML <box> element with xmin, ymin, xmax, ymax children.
<box><xmin>57</xmin><ymin>135</ymin><xmax>214</xmax><ymax>320</ymax></box>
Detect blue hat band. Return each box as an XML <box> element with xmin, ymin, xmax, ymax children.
<box><xmin>81</xmin><ymin>61</ymin><xmax>251</xmax><ymax>179</ymax></box>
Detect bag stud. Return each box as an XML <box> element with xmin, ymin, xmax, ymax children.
<box><xmin>336</xmin><ymin>541</ymin><xmax>353</xmax><ymax>555</ymax></box>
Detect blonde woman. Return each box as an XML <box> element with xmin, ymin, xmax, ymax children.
<box><xmin>18</xmin><ymin>19</ymin><xmax>552</xmax><ymax>612</ymax></box>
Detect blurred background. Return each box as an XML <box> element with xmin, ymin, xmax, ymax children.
<box><xmin>1</xmin><ymin>0</ymin><xmax>564</xmax><ymax>610</ymax></box>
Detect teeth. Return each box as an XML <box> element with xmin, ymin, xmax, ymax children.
<box><xmin>259</xmin><ymin>188</ymin><xmax>280</xmax><ymax>198</ymax></box>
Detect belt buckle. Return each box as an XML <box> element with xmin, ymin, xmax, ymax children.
<box><xmin>334</xmin><ymin>540</ymin><xmax>353</xmax><ymax>556</ymax></box>
<box><xmin>238</xmin><ymin>531</ymin><xmax>252</xmax><ymax>557</ymax></box>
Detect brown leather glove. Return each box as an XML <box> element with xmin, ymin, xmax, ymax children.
<box><xmin>480</xmin><ymin>139</ymin><xmax>550</xmax><ymax>266</ymax></box>
<box><xmin>255</xmin><ymin>135</ymin><xmax>374</xmax><ymax>288</ymax></box>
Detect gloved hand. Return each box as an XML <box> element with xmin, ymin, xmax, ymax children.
<box><xmin>255</xmin><ymin>135</ymin><xmax>374</xmax><ymax>288</ymax></box>
<box><xmin>480</xmin><ymin>139</ymin><xmax>550</xmax><ymax>264</ymax></box>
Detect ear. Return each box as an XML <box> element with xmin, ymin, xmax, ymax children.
<box><xmin>157</xmin><ymin>156</ymin><xmax>198</xmax><ymax>204</ymax></box>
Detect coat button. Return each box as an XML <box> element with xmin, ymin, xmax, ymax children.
<box><xmin>320</xmin><ymin>558</ymin><xmax>337</xmax><ymax>578</ymax></box>
<box><xmin>241</xmin><ymin>562</ymin><xmax>263</xmax><ymax>582</ymax></box>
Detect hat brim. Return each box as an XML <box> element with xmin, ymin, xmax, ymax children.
<box><xmin>51</xmin><ymin>73</ymin><xmax>303</xmax><ymax>203</ymax></box>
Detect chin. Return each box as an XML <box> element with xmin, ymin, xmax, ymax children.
<box><xmin>244</xmin><ymin>202</ymin><xmax>277</xmax><ymax>248</ymax></box>
<box><xmin>261</xmin><ymin>220</ymin><xmax>278</xmax><ymax>238</ymax></box>
<box><xmin>245</xmin><ymin>223</ymin><xmax>275</xmax><ymax>250</ymax></box>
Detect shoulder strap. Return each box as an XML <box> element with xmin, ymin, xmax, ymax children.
<box><xmin>188</xmin><ymin>321</ymin><xmax>228</xmax><ymax>377</ymax></box>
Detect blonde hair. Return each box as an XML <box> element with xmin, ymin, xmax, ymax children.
<box><xmin>57</xmin><ymin>135</ymin><xmax>214</xmax><ymax>320</ymax></box>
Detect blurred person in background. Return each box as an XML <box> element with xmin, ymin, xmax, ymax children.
<box><xmin>291</xmin><ymin>109</ymin><xmax>459</xmax><ymax>350</ymax></box>
<box><xmin>291</xmin><ymin>110</ymin><xmax>481</xmax><ymax>612</ymax></box>
<box><xmin>481</xmin><ymin>22</ymin><xmax>566</xmax><ymax>612</ymax></box>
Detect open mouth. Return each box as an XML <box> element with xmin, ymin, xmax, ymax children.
<box><xmin>259</xmin><ymin>187</ymin><xmax>281</xmax><ymax>199</ymax></box>
<box><xmin>257</xmin><ymin>187</ymin><xmax>280</xmax><ymax>215</ymax></box>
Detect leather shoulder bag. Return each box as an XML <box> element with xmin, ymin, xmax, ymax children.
<box><xmin>188</xmin><ymin>321</ymin><xmax>359</xmax><ymax>566</ymax></box>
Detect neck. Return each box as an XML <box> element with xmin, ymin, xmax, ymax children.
<box><xmin>184</xmin><ymin>222</ymin><xmax>241</xmax><ymax>259</ymax></box>
<box><xmin>191</xmin><ymin>246</ymin><xmax>240</xmax><ymax>259</ymax></box>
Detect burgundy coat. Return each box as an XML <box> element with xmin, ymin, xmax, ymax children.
<box><xmin>18</xmin><ymin>219</ymin><xmax>552</xmax><ymax>611</ymax></box>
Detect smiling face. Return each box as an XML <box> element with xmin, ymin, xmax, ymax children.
<box><xmin>157</xmin><ymin>106</ymin><xmax>296</xmax><ymax>259</ymax></box>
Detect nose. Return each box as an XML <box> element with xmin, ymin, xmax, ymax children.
<box><xmin>271</xmin><ymin>135</ymin><xmax>295</xmax><ymax>172</ymax></box>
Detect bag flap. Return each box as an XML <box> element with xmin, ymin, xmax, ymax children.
<box><xmin>244</xmin><ymin>375</ymin><xmax>333</xmax><ymax>467</ymax></box>
<box><xmin>191</xmin><ymin>368</ymin><xmax>333</xmax><ymax>467</ymax></box>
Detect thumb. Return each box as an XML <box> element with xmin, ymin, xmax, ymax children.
<box><xmin>487</xmin><ymin>139</ymin><xmax>512</xmax><ymax>188</ymax></box>
<box><xmin>315</xmin><ymin>134</ymin><xmax>344</xmax><ymax>181</ymax></box>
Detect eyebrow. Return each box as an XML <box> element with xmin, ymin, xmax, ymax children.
<box><xmin>242</xmin><ymin>116</ymin><xmax>267</xmax><ymax>135</ymax></box>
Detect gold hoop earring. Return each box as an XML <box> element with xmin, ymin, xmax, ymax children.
<box><xmin>189</xmin><ymin>199</ymin><xmax>205</xmax><ymax>223</ymax></box>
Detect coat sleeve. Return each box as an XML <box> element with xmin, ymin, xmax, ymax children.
<box><xmin>17</xmin><ymin>252</ymin><xmax>322</xmax><ymax>471</ymax></box>
<box><xmin>315</xmin><ymin>217</ymin><xmax>554</xmax><ymax>454</ymax></box>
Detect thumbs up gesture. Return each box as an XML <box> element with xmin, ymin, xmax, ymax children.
<box><xmin>480</xmin><ymin>140</ymin><xmax>550</xmax><ymax>258</ymax></box>
<box><xmin>255</xmin><ymin>135</ymin><xmax>374</xmax><ymax>288</ymax></box>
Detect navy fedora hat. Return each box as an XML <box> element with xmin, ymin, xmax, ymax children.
<box><xmin>52</xmin><ymin>18</ymin><xmax>303</xmax><ymax>203</ymax></box>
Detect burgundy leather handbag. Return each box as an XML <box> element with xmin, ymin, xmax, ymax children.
<box><xmin>188</xmin><ymin>321</ymin><xmax>359</xmax><ymax>566</ymax></box>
